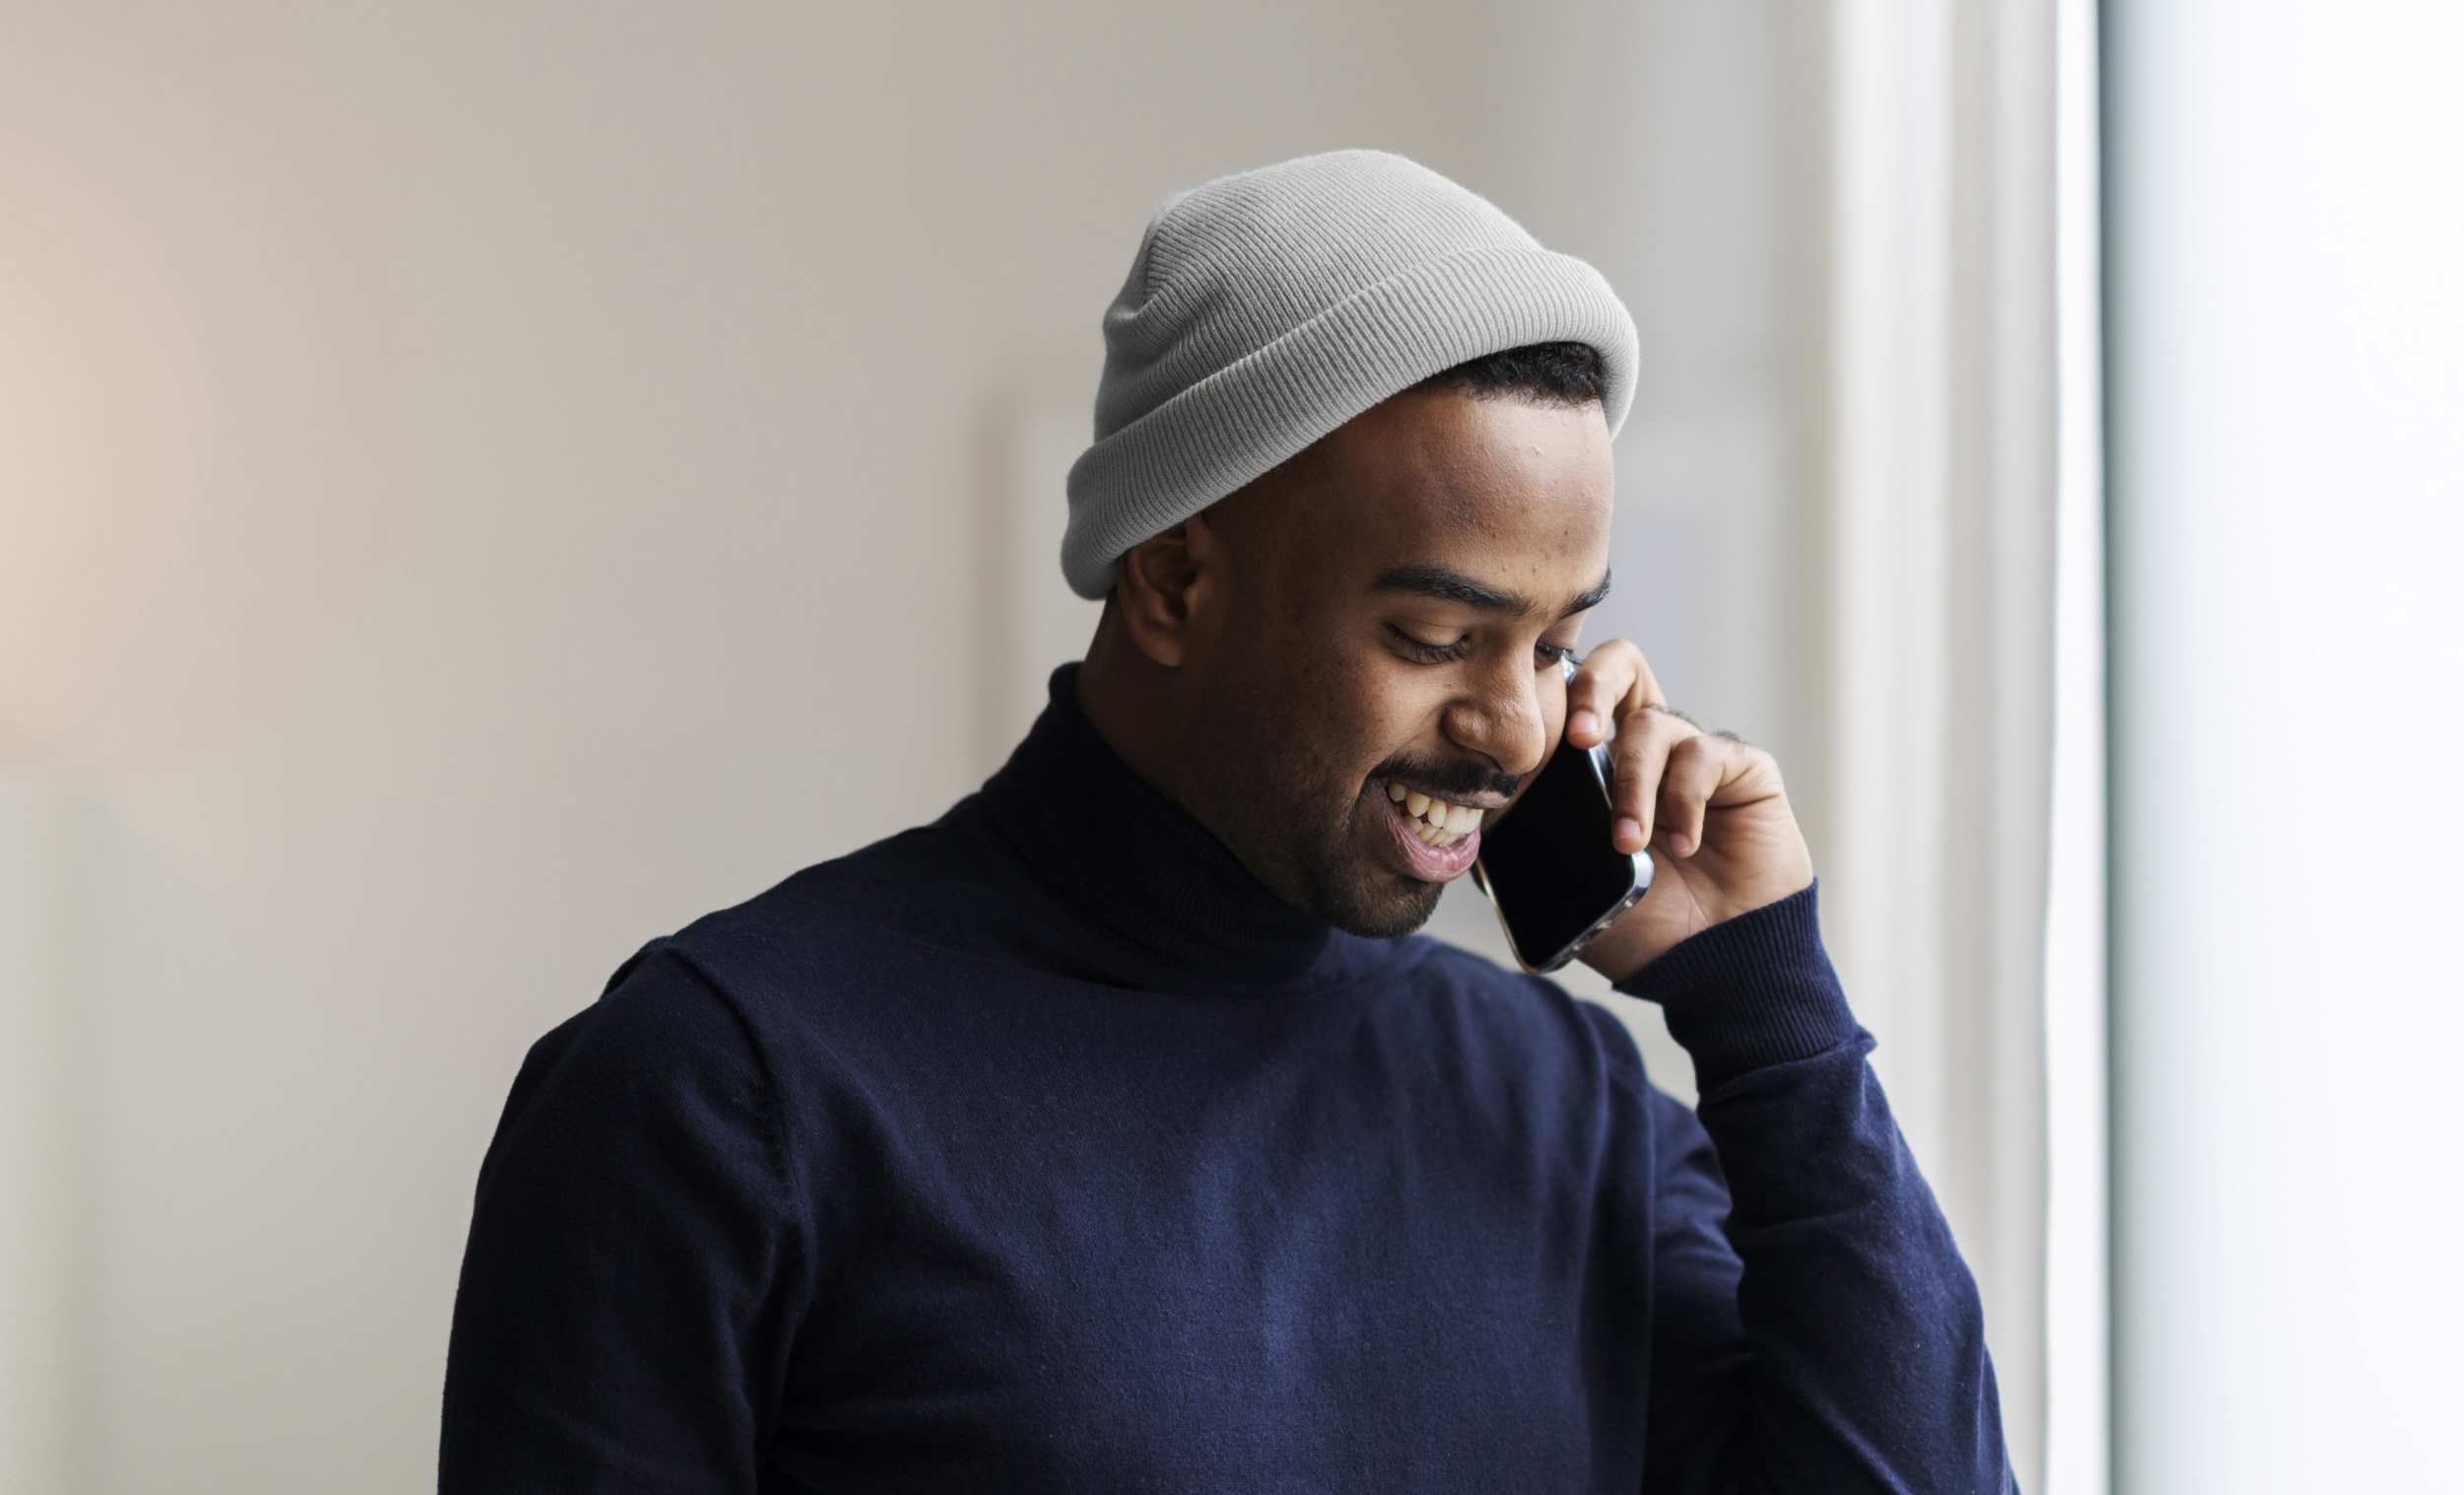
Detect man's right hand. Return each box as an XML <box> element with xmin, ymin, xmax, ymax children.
<box><xmin>1559</xmin><ymin>639</ymin><xmax>1814</xmax><ymax>981</ymax></box>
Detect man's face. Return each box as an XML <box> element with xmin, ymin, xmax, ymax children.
<box><xmin>1179</xmin><ymin>388</ymin><xmax>1614</xmax><ymax>938</ymax></box>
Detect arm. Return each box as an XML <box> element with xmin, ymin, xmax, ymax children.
<box><xmin>1559</xmin><ymin>642</ymin><xmax>2013</xmax><ymax>1492</ymax></box>
<box><xmin>1621</xmin><ymin>887</ymin><xmax>2012</xmax><ymax>1493</ymax></box>
<box><xmin>439</xmin><ymin>947</ymin><xmax>807</xmax><ymax>1494</ymax></box>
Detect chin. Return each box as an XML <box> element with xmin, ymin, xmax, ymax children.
<box><xmin>1300</xmin><ymin>858</ymin><xmax>1448</xmax><ymax>941</ymax></box>
<box><xmin>1235</xmin><ymin>780</ymin><xmax>1450</xmax><ymax>939</ymax></box>
<box><xmin>1344</xmin><ymin>891</ymin><xmax>1447</xmax><ymax>941</ymax></box>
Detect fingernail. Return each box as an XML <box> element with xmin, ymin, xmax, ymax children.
<box><xmin>1614</xmin><ymin>818</ymin><xmax>1642</xmax><ymax>846</ymax></box>
<box><xmin>1571</xmin><ymin>711</ymin><xmax>1600</xmax><ymax>737</ymax></box>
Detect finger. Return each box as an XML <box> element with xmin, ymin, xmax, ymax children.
<box><xmin>1568</xmin><ymin>640</ymin><xmax>1667</xmax><ymax>747</ymax></box>
<box><xmin>1564</xmin><ymin>646</ymin><xmax>1634</xmax><ymax>748</ymax></box>
<box><xmin>1608</xmin><ymin>706</ymin><xmax>1700</xmax><ymax>852</ymax></box>
<box><xmin>1654</xmin><ymin>734</ymin><xmax>1740</xmax><ymax>858</ymax></box>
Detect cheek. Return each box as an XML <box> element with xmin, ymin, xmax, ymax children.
<box><xmin>1318</xmin><ymin>651</ymin><xmax>1454</xmax><ymax>781</ymax></box>
<box><xmin>1233</xmin><ymin>590</ymin><xmax>1436</xmax><ymax>790</ymax></box>
<box><xmin>1242</xmin><ymin>640</ymin><xmax>1391</xmax><ymax>787</ymax></box>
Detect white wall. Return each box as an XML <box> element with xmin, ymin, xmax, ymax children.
<box><xmin>0</xmin><ymin>4</ymin><xmax>1807</xmax><ymax>1490</ymax></box>
<box><xmin>2106</xmin><ymin>4</ymin><xmax>2464</xmax><ymax>1491</ymax></box>
<box><xmin>0</xmin><ymin>789</ymin><xmax>84</xmax><ymax>1495</ymax></box>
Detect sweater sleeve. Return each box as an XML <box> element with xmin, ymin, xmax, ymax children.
<box><xmin>1616</xmin><ymin>883</ymin><xmax>2015</xmax><ymax>1494</ymax></box>
<box><xmin>439</xmin><ymin>946</ymin><xmax>807</xmax><ymax>1494</ymax></box>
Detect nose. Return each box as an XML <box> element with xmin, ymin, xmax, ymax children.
<box><xmin>1441</xmin><ymin>652</ymin><xmax>1553</xmax><ymax>781</ymax></box>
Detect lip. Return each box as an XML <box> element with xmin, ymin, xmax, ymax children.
<box><xmin>1379</xmin><ymin>789</ymin><xmax>1482</xmax><ymax>882</ymax></box>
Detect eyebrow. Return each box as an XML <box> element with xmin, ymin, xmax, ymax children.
<box><xmin>1371</xmin><ymin>564</ymin><xmax>1612</xmax><ymax>620</ymax></box>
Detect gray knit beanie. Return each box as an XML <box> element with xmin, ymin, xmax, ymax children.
<box><xmin>1060</xmin><ymin>149</ymin><xmax>1637</xmax><ymax>599</ymax></box>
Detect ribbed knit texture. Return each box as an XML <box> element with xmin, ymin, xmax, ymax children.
<box><xmin>1061</xmin><ymin>150</ymin><xmax>1639</xmax><ymax>598</ymax></box>
<box><xmin>1615</xmin><ymin>880</ymin><xmax>1866</xmax><ymax>1093</ymax></box>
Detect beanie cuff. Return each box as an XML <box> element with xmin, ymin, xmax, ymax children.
<box><xmin>1059</xmin><ymin>243</ymin><xmax>1637</xmax><ymax>599</ymax></box>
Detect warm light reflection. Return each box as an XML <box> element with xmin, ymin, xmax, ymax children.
<box><xmin>0</xmin><ymin>130</ymin><xmax>212</xmax><ymax>758</ymax></box>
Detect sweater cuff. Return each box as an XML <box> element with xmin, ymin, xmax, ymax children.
<box><xmin>1611</xmin><ymin>880</ymin><xmax>1861</xmax><ymax>1093</ymax></box>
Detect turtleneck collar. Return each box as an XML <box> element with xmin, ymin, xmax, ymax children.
<box><xmin>972</xmin><ymin>665</ymin><xmax>1398</xmax><ymax>997</ymax></box>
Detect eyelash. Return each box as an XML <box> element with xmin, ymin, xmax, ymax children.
<box><xmin>1400</xmin><ymin>636</ymin><xmax>1473</xmax><ymax>664</ymax></box>
<box><xmin>1392</xmin><ymin>628</ymin><xmax>1575</xmax><ymax>668</ymax></box>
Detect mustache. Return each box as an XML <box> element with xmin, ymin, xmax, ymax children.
<box><xmin>1369</xmin><ymin>752</ymin><xmax>1521</xmax><ymax>802</ymax></box>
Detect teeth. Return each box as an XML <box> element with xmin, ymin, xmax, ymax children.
<box><xmin>1385</xmin><ymin>782</ymin><xmax>1487</xmax><ymax>847</ymax></box>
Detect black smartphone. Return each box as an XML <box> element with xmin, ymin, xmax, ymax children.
<box><xmin>1468</xmin><ymin>723</ymin><xmax>1654</xmax><ymax>974</ymax></box>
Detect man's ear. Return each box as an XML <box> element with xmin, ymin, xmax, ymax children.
<box><xmin>1112</xmin><ymin>512</ymin><xmax>1230</xmax><ymax>669</ymax></box>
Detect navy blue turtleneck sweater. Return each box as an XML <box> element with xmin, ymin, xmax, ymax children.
<box><xmin>440</xmin><ymin>671</ymin><xmax>2012</xmax><ymax>1493</ymax></box>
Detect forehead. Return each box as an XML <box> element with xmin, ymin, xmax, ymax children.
<box><xmin>1265</xmin><ymin>389</ymin><xmax>1614</xmax><ymax>602</ymax></box>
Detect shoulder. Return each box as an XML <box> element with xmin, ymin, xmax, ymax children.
<box><xmin>644</xmin><ymin>813</ymin><xmax>974</xmax><ymax>1000</ymax></box>
<box><xmin>512</xmin><ymin>942</ymin><xmax>757</xmax><ymax>1105</ymax></box>
<box><xmin>1386</xmin><ymin>934</ymin><xmax>1665</xmax><ymax>1099</ymax></box>
<box><xmin>478</xmin><ymin>941</ymin><xmax>794</xmax><ymax>1209</ymax></box>
<box><xmin>665</xmin><ymin>790</ymin><xmax>1056</xmax><ymax>991</ymax></box>
<box><xmin>1394</xmin><ymin>935</ymin><xmax>1628</xmax><ymax>1047</ymax></box>
<box><xmin>1373</xmin><ymin>939</ymin><xmax>1708</xmax><ymax>1231</ymax></box>
<box><xmin>488</xmin><ymin>817</ymin><xmax>965</xmax><ymax>1122</ymax></box>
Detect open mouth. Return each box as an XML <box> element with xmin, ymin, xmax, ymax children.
<box><xmin>1375</xmin><ymin>779</ymin><xmax>1490</xmax><ymax>883</ymax></box>
<box><xmin>1382</xmin><ymin>781</ymin><xmax>1486</xmax><ymax>848</ymax></box>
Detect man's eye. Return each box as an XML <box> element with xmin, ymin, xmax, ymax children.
<box><xmin>1392</xmin><ymin>627</ymin><xmax>1472</xmax><ymax>663</ymax></box>
<box><xmin>1536</xmin><ymin>642</ymin><xmax>1575</xmax><ymax>666</ymax></box>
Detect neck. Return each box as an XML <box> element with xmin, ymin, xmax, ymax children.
<box><xmin>1073</xmin><ymin>601</ymin><xmax>1199</xmax><ymax>813</ymax></box>
<box><xmin>961</xmin><ymin>663</ymin><xmax>1376</xmax><ymax>996</ymax></box>
<box><xmin>1074</xmin><ymin>600</ymin><xmax>1304</xmax><ymax>928</ymax></box>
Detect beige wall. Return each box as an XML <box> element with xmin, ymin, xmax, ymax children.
<box><xmin>0</xmin><ymin>3</ymin><xmax>1800</xmax><ymax>1490</ymax></box>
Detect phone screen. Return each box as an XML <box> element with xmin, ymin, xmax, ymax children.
<box><xmin>1470</xmin><ymin>731</ymin><xmax>1651</xmax><ymax>972</ymax></box>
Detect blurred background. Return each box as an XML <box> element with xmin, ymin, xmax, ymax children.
<box><xmin>1</xmin><ymin>3</ymin><xmax>2457</xmax><ymax>1493</ymax></box>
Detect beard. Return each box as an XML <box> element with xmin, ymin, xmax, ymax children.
<box><xmin>1181</xmin><ymin>676</ymin><xmax>1525</xmax><ymax>940</ymax></box>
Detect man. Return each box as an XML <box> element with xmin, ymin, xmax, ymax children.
<box><xmin>441</xmin><ymin>151</ymin><xmax>2013</xmax><ymax>1492</ymax></box>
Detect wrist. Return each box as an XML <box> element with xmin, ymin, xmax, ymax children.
<box><xmin>1577</xmin><ymin>864</ymin><xmax>1814</xmax><ymax>985</ymax></box>
<box><xmin>1611</xmin><ymin>881</ymin><xmax>1859</xmax><ymax>1091</ymax></box>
